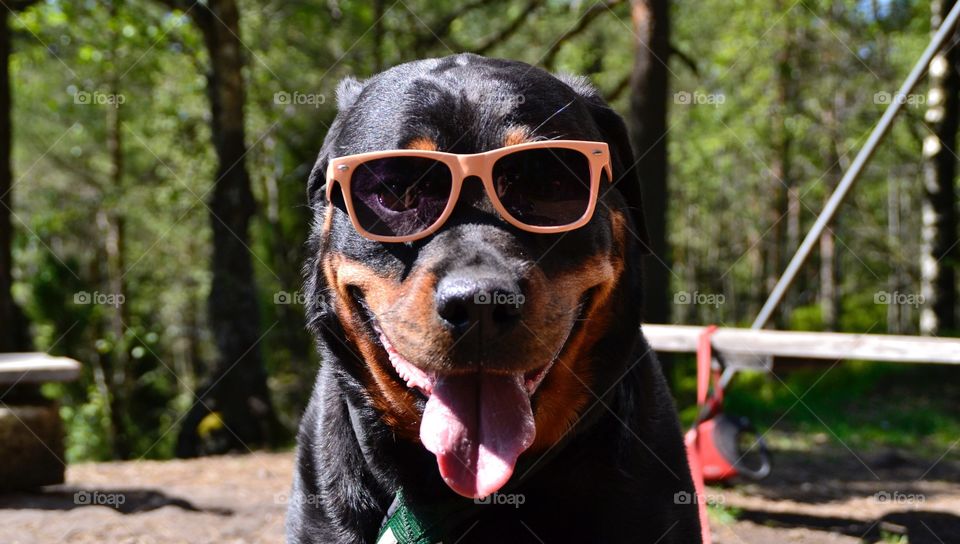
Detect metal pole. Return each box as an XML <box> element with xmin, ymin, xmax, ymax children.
<box><xmin>716</xmin><ymin>2</ymin><xmax>960</xmax><ymax>389</ymax></box>
<box><xmin>751</xmin><ymin>0</ymin><xmax>960</xmax><ymax>331</ymax></box>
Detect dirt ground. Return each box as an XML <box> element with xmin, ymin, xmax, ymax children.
<box><xmin>0</xmin><ymin>447</ymin><xmax>958</xmax><ymax>543</ymax></box>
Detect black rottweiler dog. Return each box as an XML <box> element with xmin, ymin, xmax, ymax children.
<box><xmin>288</xmin><ymin>54</ymin><xmax>700</xmax><ymax>543</ymax></box>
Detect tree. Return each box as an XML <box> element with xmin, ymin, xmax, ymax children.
<box><xmin>766</xmin><ymin>0</ymin><xmax>799</xmax><ymax>329</ymax></box>
<box><xmin>921</xmin><ymin>0</ymin><xmax>960</xmax><ymax>335</ymax></box>
<box><xmin>0</xmin><ymin>0</ymin><xmax>39</xmax><ymax>353</ymax></box>
<box><xmin>629</xmin><ymin>0</ymin><xmax>671</xmax><ymax>327</ymax></box>
<box><xmin>157</xmin><ymin>0</ymin><xmax>280</xmax><ymax>456</ymax></box>
<box><xmin>96</xmin><ymin>0</ymin><xmax>132</xmax><ymax>459</ymax></box>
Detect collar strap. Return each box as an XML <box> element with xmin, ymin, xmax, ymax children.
<box><xmin>377</xmin><ymin>488</ymin><xmax>475</xmax><ymax>544</ymax></box>
<box><xmin>376</xmin><ymin>428</ymin><xmax>583</xmax><ymax>544</ymax></box>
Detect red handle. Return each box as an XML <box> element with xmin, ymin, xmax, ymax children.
<box><xmin>687</xmin><ymin>324</ymin><xmax>719</xmax><ymax>544</ymax></box>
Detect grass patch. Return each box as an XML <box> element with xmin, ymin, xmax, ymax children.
<box><xmin>707</xmin><ymin>502</ymin><xmax>741</xmax><ymax>526</ymax></box>
<box><xmin>673</xmin><ymin>358</ymin><xmax>960</xmax><ymax>457</ymax></box>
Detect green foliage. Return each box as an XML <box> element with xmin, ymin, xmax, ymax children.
<box><xmin>60</xmin><ymin>386</ymin><xmax>115</xmax><ymax>462</ymax></box>
<box><xmin>718</xmin><ymin>363</ymin><xmax>960</xmax><ymax>455</ymax></box>
<box><xmin>789</xmin><ymin>303</ymin><xmax>825</xmax><ymax>331</ymax></box>
<box><xmin>5</xmin><ymin>0</ymin><xmax>957</xmax><ymax>460</ymax></box>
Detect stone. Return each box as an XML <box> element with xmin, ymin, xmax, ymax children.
<box><xmin>0</xmin><ymin>402</ymin><xmax>65</xmax><ymax>490</ymax></box>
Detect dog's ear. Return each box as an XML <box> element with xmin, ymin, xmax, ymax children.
<box><xmin>558</xmin><ymin>74</ymin><xmax>651</xmax><ymax>254</ymax></box>
<box><xmin>336</xmin><ymin>76</ymin><xmax>364</xmax><ymax>111</ymax></box>
<box><xmin>307</xmin><ymin>77</ymin><xmax>367</xmax><ymax>205</ymax></box>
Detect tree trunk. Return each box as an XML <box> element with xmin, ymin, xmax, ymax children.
<box><xmin>101</xmin><ymin>0</ymin><xmax>131</xmax><ymax>459</ymax></box>
<box><xmin>95</xmin><ymin>207</ymin><xmax>129</xmax><ymax>457</ymax></box>
<box><xmin>165</xmin><ymin>0</ymin><xmax>280</xmax><ymax>456</ymax></box>
<box><xmin>819</xmin><ymin>103</ymin><xmax>843</xmax><ymax>332</ymax></box>
<box><xmin>921</xmin><ymin>0</ymin><xmax>960</xmax><ymax>335</ymax></box>
<box><xmin>766</xmin><ymin>0</ymin><xmax>796</xmax><ymax>329</ymax></box>
<box><xmin>0</xmin><ymin>10</ymin><xmax>19</xmax><ymax>351</ymax></box>
<box><xmin>0</xmin><ymin>5</ymin><xmax>36</xmax><ymax>352</ymax></box>
<box><xmin>887</xmin><ymin>173</ymin><xmax>903</xmax><ymax>333</ymax></box>
<box><xmin>629</xmin><ymin>0</ymin><xmax>671</xmax><ymax>326</ymax></box>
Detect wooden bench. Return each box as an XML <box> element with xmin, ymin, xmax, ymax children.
<box><xmin>643</xmin><ymin>325</ymin><xmax>960</xmax><ymax>368</ymax></box>
<box><xmin>0</xmin><ymin>353</ymin><xmax>81</xmax><ymax>490</ymax></box>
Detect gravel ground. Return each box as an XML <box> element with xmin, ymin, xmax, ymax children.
<box><xmin>0</xmin><ymin>446</ymin><xmax>957</xmax><ymax>543</ymax></box>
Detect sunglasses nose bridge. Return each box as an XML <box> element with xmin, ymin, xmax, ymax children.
<box><xmin>456</xmin><ymin>154</ymin><xmax>489</xmax><ymax>182</ymax></box>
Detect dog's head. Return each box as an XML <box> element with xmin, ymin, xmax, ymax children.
<box><xmin>305</xmin><ymin>54</ymin><xmax>649</xmax><ymax>499</ymax></box>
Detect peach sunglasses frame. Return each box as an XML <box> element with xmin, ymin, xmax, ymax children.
<box><xmin>325</xmin><ymin>139</ymin><xmax>612</xmax><ymax>242</ymax></box>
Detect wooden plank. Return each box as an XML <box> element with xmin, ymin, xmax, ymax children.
<box><xmin>643</xmin><ymin>325</ymin><xmax>960</xmax><ymax>365</ymax></box>
<box><xmin>0</xmin><ymin>353</ymin><xmax>82</xmax><ymax>385</ymax></box>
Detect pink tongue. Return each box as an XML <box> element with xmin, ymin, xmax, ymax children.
<box><xmin>420</xmin><ymin>372</ymin><xmax>536</xmax><ymax>499</ymax></box>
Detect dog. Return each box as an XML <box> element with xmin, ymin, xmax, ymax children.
<box><xmin>288</xmin><ymin>54</ymin><xmax>701</xmax><ymax>543</ymax></box>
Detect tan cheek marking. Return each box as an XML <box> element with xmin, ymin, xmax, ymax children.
<box><xmin>323</xmin><ymin>254</ymin><xmax>422</xmax><ymax>439</ymax></box>
<box><xmin>528</xmin><ymin>253</ymin><xmax>625</xmax><ymax>451</ymax></box>
<box><xmin>609</xmin><ymin>210</ymin><xmax>631</xmax><ymax>260</ymax></box>
<box><xmin>332</xmin><ymin>257</ymin><xmax>405</xmax><ymax>311</ymax></box>
<box><xmin>503</xmin><ymin>126</ymin><xmax>533</xmax><ymax>147</ymax></box>
<box><xmin>381</xmin><ymin>272</ymin><xmax>451</xmax><ymax>369</ymax></box>
<box><xmin>405</xmin><ymin>137</ymin><xmax>438</xmax><ymax>151</ymax></box>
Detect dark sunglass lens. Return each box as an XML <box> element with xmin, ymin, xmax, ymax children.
<box><xmin>492</xmin><ymin>148</ymin><xmax>591</xmax><ymax>227</ymax></box>
<box><xmin>348</xmin><ymin>157</ymin><xmax>453</xmax><ymax>237</ymax></box>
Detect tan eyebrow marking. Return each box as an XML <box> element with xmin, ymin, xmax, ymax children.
<box><xmin>404</xmin><ymin>137</ymin><xmax>438</xmax><ymax>151</ymax></box>
<box><xmin>503</xmin><ymin>126</ymin><xmax>533</xmax><ymax>147</ymax></box>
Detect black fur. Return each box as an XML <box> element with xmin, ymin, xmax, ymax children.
<box><xmin>288</xmin><ymin>54</ymin><xmax>700</xmax><ymax>543</ymax></box>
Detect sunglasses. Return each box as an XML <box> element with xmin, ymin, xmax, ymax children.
<box><xmin>325</xmin><ymin>140</ymin><xmax>611</xmax><ymax>242</ymax></box>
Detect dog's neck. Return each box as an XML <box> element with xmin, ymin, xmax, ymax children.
<box><xmin>314</xmin><ymin>306</ymin><xmax>651</xmax><ymax>540</ymax></box>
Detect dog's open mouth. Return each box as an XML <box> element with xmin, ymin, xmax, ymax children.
<box><xmin>373</xmin><ymin>324</ymin><xmax>542</xmax><ymax>499</ymax></box>
<box><xmin>376</xmin><ymin>327</ymin><xmax>555</xmax><ymax>397</ymax></box>
<box><xmin>351</xmin><ymin>286</ymin><xmax>588</xmax><ymax>500</ymax></box>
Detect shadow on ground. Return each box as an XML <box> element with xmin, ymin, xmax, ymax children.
<box><xmin>735</xmin><ymin>508</ymin><xmax>960</xmax><ymax>543</ymax></box>
<box><xmin>729</xmin><ymin>447</ymin><xmax>960</xmax><ymax>503</ymax></box>
<box><xmin>714</xmin><ymin>445</ymin><xmax>960</xmax><ymax>542</ymax></box>
<box><xmin>0</xmin><ymin>486</ymin><xmax>233</xmax><ymax>516</ymax></box>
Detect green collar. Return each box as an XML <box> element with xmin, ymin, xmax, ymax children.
<box><xmin>376</xmin><ymin>488</ymin><xmax>478</xmax><ymax>544</ymax></box>
<box><xmin>367</xmin><ymin>390</ymin><xmax>592</xmax><ymax>543</ymax></box>
<box><xmin>373</xmin><ymin>422</ymin><xmax>586</xmax><ymax>543</ymax></box>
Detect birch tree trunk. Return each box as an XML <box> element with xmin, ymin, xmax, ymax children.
<box><xmin>921</xmin><ymin>0</ymin><xmax>960</xmax><ymax>335</ymax></box>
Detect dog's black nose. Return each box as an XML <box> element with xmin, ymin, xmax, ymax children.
<box><xmin>435</xmin><ymin>272</ymin><xmax>524</xmax><ymax>340</ymax></box>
